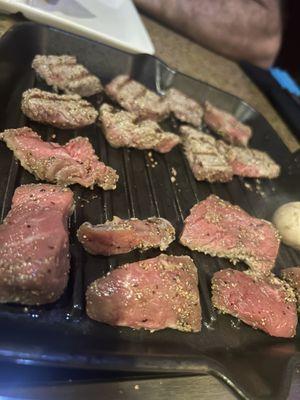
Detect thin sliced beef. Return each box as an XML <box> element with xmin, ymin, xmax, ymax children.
<box><xmin>219</xmin><ymin>141</ymin><xmax>280</xmax><ymax>178</ymax></box>
<box><xmin>180</xmin><ymin>195</ymin><xmax>280</xmax><ymax>273</ymax></box>
<box><xmin>203</xmin><ymin>101</ymin><xmax>252</xmax><ymax>146</ymax></box>
<box><xmin>212</xmin><ymin>268</ymin><xmax>297</xmax><ymax>338</ymax></box>
<box><xmin>105</xmin><ymin>75</ymin><xmax>169</xmax><ymax>121</ymax></box>
<box><xmin>282</xmin><ymin>267</ymin><xmax>300</xmax><ymax>311</ymax></box>
<box><xmin>21</xmin><ymin>88</ymin><xmax>98</xmax><ymax>129</ymax></box>
<box><xmin>0</xmin><ymin>184</ymin><xmax>74</xmax><ymax>305</ymax></box>
<box><xmin>164</xmin><ymin>88</ymin><xmax>203</xmax><ymax>127</ymax></box>
<box><xmin>180</xmin><ymin>125</ymin><xmax>233</xmax><ymax>182</ymax></box>
<box><xmin>77</xmin><ymin>216</ymin><xmax>175</xmax><ymax>255</ymax></box>
<box><xmin>32</xmin><ymin>54</ymin><xmax>102</xmax><ymax>97</ymax></box>
<box><xmin>86</xmin><ymin>254</ymin><xmax>201</xmax><ymax>332</ymax></box>
<box><xmin>180</xmin><ymin>125</ymin><xmax>280</xmax><ymax>181</ymax></box>
<box><xmin>0</xmin><ymin>127</ymin><xmax>118</xmax><ymax>190</ymax></box>
<box><xmin>99</xmin><ymin>103</ymin><xmax>180</xmax><ymax>153</ymax></box>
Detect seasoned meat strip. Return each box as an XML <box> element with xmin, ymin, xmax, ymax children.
<box><xmin>32</xmin><ymin>54</ymin><xmax>102</xmax><ymax>97</ymax></box>
<box><xmin>105</xmin><ymin>75</ymin><xmax>169</xmax><ymax>121</ymax></box>
<box><xmin>86</xmin><ymin>254</ymin><xmax>201</xmax><ymax>332</ymax></box>
<box><xmin>164</xmin><ymin>88</ymin><xmax>203</xmax><ymax>127</ymax></box>
<box><xmin>219</xmin><ymin>141</ymin><xmax>280</xmax><ymax>178</ymax></box>
<box><xmin>212</xmin><ymin>268</ymin><xmax>297</xmax><ymax>338</ymax></box>
<box><xmin>203</xmin><ymin>101</ymin><xmax>252</xmax><ymax>146</ymax></box>
<box><xmin>77</xmin><ymin>216</ymin><xmax>175</xmax><ymax>255</ymax></box>
<box><xmin>99</xmin><ymin>103</ymin><xmax>180</xmax><ymax>153</ymax></box>
<box><xmin>180</xmin><ymin>195</ymin><xmax>280</xmax><ymax>273</ymax></box>
<box><xmin>0</xmin><ymin>184</ymin><xmax>74</xmax><ymax>305</ymax></box>
<box><xmin>282</xmin><ymin>267</ymin><xmax>300</xmax><ymax>311</ymax></box>
<box><xmin>21</xmin><ymin>88</ymin><xmax>98</xmax><ymax>129</ymax></box>
<box><xmin>0</xmin><ymin>127</ymin><xmax>118</xmax><ymax>190</ymax></box>
<box><xmin>180</xmin><ymin>125</ymin><xmax>233</xmax><ymax>182</ymax></box>
<box><xmin>180</xmin><ymin>125</ymin><xmax>280</xmax><ymax>181</ymax></box>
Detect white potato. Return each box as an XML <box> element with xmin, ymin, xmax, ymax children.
<box><xmin>273</xmin><ymin>202</ymin><xmax>300</xmax><ymax>250</ymax></box>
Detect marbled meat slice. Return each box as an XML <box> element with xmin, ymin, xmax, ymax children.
<box><xmin>99</xmin><ymin>103</ymin><xmax>180</xmax><ymax>153</ymax></box>
<box><xmin>180</xmin><ymin>125</ymin><xmax>233</xmax><ymax>182</ymax></box>
<box><xmin>86</xmin><ymin>254</ymin><xmax>201</xmax><ymax>332</ymax></box>
<box><xmin>212</xmin><ymin>268</ymin><xmax>297</xmax><ymax>338</ymax></box>
<box><xmin>180</xmin><ymin>195</ymin><xmax>280</xmax><ymax>273</ymax></box>
<box><xmin>164</xmin><ymin>88</ymin><xmax>203</xmax><ymax>127</ymax></box>
<box><xmin>32</xmin><ymin>54</ymin><xmax>102</xmax><ymax>97</ymax></box>
<box><xmin>282</xmin><ymin>267</ymin><xmax>300</xmax><ymax>311</ymax></box>
<box><xmin>219</xmin><ymin>141</ymin><xmax>280</xmax><ymax>178</ymax></box>
<box><xmin>21</xmin><ymin>88</ymin><xmax>98</xmax><ymax>129</ymax></box>
<box><xmin>0</xmin><ymin>127</ymin><xmax>118</xmax><ymax>190</ymax></box>
<box><xmin>203</xmin><ymin>101</ymin><xmax>252</xmax><ymax>146</ymax></box>
<box><xmin>105</xmin><ymin>75</ymin><xmax>169</xmax><ymax>121</ymax></box>
<box><xmin>77</xmin><ymin>216</ymin><xmax>175</xmax><ymax>255</ymax></box>
<box><xmin>0</xmin><ymin>184</ymin><xmax>74</xmax><ymax>305</ymax></box>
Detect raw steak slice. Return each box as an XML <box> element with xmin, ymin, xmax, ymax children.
<box><xmin>0</xmin><ymin>127</ymin><xmax>118</xmax><ymax>190</ymax></box>
<box><xmin>86</xmin><ymin>254</ymin><xmax>201</xmax><ymax>332</ymax></box>
<box><xmin>105</xmin><ymin>75</ymin><xmax>169</xmax><ymax>121</ymax></box>
<box><xmin>219</xmin><ymin>141</ymin><xmax>280</xmax><ymax>178</ymax></box>
<box><xmin>99</xmin><ymin>103</ymin><xmax>180</xmax><ymax>153</ymax></box>
<box><xmin>0</xmin><ymin>184</ymin><xmax>74</xmax><ymax>305</ymax></box>
<box><xmin>164</xmin><ymin>88</ymin><xmax>203</xmax><ymax>127</ymax></box>
<box><xmin>77</xmin><ymin>216</ymin><xmax>175</xmax><ymax>255</ymax></box>
<box><xmin>212</xmin><ymin>268</ymin><xmax>297</xmax><ymax>338</ymax></box>
<box><xmin>180</xmin><ymin>195</ymin><xmax>280</xmax><ymax>273</ymax></box>
<box><xmin>203</xmin><ymin>101</ymin><xmax>252</xmax><ymax>146</ymax></box>
<box><xmin>282</xmin><ymin>267</ymin><xmax>300</xmax><ymax>311</ymax></box>
<box><xmin>32</xmin><ymin>54</ymin><xmax>102</xmax><ymax>97</ymax></box>
<box><xmin>21</xmin><ymin>88</ymin><xmax>98</xmax><ymax>129</ymax></box>
<box><xmin>180</xmin><ymin>125</ymin><xmax>233</xmax><ymax>182</ymax></box>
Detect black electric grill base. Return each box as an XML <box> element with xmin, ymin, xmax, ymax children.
<box><xmin>241</xmin><ymin>62</ymin><xmax>300</xmax><ymax>141</ymax></box>
<box><xmin>0</xmin><ymin>23</ymin><xmax>300</xmax><ymax>400</ymax></box>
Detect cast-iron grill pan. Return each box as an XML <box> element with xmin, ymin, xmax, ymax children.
<box><xmin>0</xmin><ymin>22</ymin><xmax>300</xmax><ymax>400</ymax></box>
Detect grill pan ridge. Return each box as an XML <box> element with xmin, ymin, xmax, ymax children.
<box><xmin>0</xmin><ymin>22</ymin><xmax>300</xmax><ymax>400</ymax></box>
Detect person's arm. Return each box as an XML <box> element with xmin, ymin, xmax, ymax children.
<box><xmin>134</xmin><ymin>0</ymin><xmax>282</xmax><ymax>68</ymax></box>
